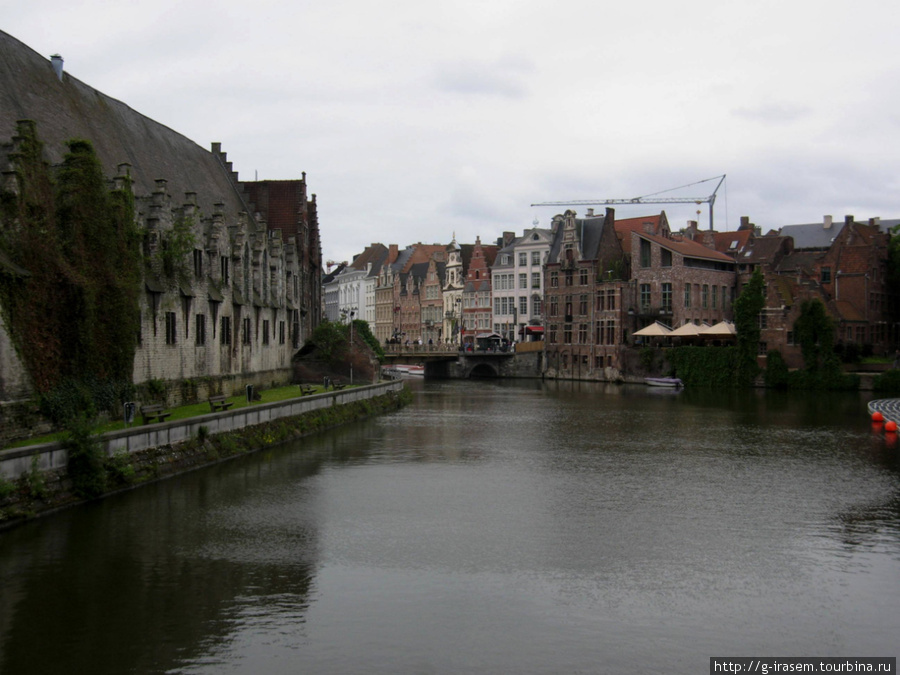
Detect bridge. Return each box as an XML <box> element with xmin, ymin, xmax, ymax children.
<box><xmin>382</xmin><ymin>344</ymin><xmax>540</xmax><ymax>378</ymax></box>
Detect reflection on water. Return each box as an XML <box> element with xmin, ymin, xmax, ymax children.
<box><xmin>1</xmin><ymin>380</ymin><xmax>898</xmax><ymax>674</ymax></box>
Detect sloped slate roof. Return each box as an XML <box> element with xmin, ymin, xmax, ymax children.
<box><xmin>638</xmin><ymin>231</ymin><xmax>736</xmax><ymax>263</ymax></box>
<box><xmin>0</xmin><ymin>30</ymin><xmax>252</xmax><ymax>227</ymax></box>
<box><xmin>548</xmin><ymin>214</ymin><xmax>609</xmax><ymax>262</ymax></box>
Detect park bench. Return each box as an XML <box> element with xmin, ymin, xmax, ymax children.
<box><xmin>332</xmin><ymin>381</ymin><xmax>346</xmax><ymax>390</ymax></box>
<box><xmin>299</xmin><ymin>384</ymin><xmax>316</xmax><ymax>396</ymax></box>
<box><xmin>140</xmin><ymin>404</ymin><xmax>171</xmax><ymax>425</ymax></box>
<box><xmin>208</xmin><ymin>395</ymin><xmax>233</xmax><ymax>412</ymax></box>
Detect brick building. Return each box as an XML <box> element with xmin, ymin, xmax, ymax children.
<box><xmin>543</xmin><ymin>209</ymin><xmax>628</xmax><ymax>379</ymax></box>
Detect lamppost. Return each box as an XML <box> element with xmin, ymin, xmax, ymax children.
<box><xmin>349</xmin><ymin>307</ymin><xmax>356</xmax><ymax>384</ymax></box>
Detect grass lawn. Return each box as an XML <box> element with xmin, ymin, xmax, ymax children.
<box><xmin>3</xmin><ymin>382</ymin><xmax>341</xmax><ymax>450</ymax></box>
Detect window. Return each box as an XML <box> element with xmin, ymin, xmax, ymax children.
<box><xmin>579</xmin><ymin>268</ymin><xmax>588</xmax><ymax>285</ymax></box>
<box><xmin>195</xmin><ymin>314</ymin><xmax>206</xmax><ymax>345</ymax></box>
<box><xmin>565</xmin><ymin>270</ymin><xmax>574</xmax><ymax>286</ymax></box>
<box><xmin>242</xmin><ymin>317</ymin><xmax>252</xmax><ymax>345</ymax></box>
<box><xmin>262</xmin><ymin>319</ymin><xmax>270</xmax><ymax>345</ymax></box>
<box><xmin>531</xmin><ymin>251</ymin><xmax>541</xmax><ymax>266</ymax></box>
<box><xmin>501</xmin><ymin>254</ymin><xmax>510</xmax><ymax>265</ymax></box>
<box><xmin>758</xmin><ymin>341</ymin><xmax>768</xmax><ymax>356</ymax></box>
<box><xmin>549</xmin><ymin>324</ymin><xmax>558</xmax><ymax>344</ymax></box>
<box><xmin>758</xmin><ymin>312</ymin><xmax>768</xmax><ymax>329</ymax></box>
<box><xmin>607</xmin><ymin>290</ymin><xmax>615</xmax><ymax>311</ymax></box>
<box><xmin>279</xmin><ymin>321</ymin><xmax>286</xmax><ymax>344</ymax></box>
<box><xmin>550</xmin><ymin>297</ymin><xmax>558</xmax><ymax>316</ymax></box>
<box><xmin>519</xmin><ymin>296</ymin><xmax>528</xmax><ymax>316</ymax></box>
<box><xmin>684</xmin><ymin>283</ymin><xmax>691</xmax><ymax>308</ymax></box>
<box><xmin>221</xmin><ymin>316</ymin><xmax>232</xmax><ymax>345</ymax></box>
<box><xmin>494</xmin><ymin>298</ymin><xmax>501</xmax><ymax>314</ymax></box>
<box><xmin>661</xmin><ymin>283</ymin><xmax>672</xmax><ymax>312</ymax></box>
<box><xmin>712</xmin><ymin>285</ymin><xmax>718</xmax><ymax>309</ymax></box>
<box><xmin>193</xmin><ymin>249</ymin><xmax>204</xmax><ymax>278</ymax></box>
<box><xmin>519</xmin><ymin>252</ymin><xmax>527</xmax><ymax>266</ymax></box>
<box><xmin>661</xmin><ymin>249</ymin><xmax>672</xmax><ymax>267</ymax></box>
<box><xmin>165</xmin><ymin>312</ymin><xmax>177</xmax><ymax>345</ymax></box>
<box><xmin>579</xmin><ymin>294</ymin><xmax>588</xmax><ymax>315</ymax></box>
<box><xmin>220</xmin><ymin>256</ymin><xmax>230</xmax><ymax>285</ymax></box>
<box><xmin>702</xmin><ymin>284</ymin><xmax>709</xmax><ymax>309</ymax></box>
<box><xmin>640</xmin><ymin>284</ymin><xmax>651</xmax><ymax>312</ymax></box>
<box><xmin>565</xmin><ymin>296</ymin><xmax>573</xmax><ymax>320</ymax></box>
<box><xmin>550</xmin><ymin>271</ymin><xmax>559</xmax><ymax>288</ymax></box>
<box><xmin>564</xmin><ymin>324</ymin><xmax>572</xmax><ymax>344</ymax></box>
<box><xmin>821</xmin><ymin>267</ymin><xmax>831</xmax><ymax>284</ymax></box>
<box><xmin>520</xmin><ymin>273</ymin><xmax>527</xmax><ymax>289</ymax></box>
<box><xmin>532</xmin><ymin>272</ymin><xmax>541</xmax><ymax>289</ymax></box>
<box><xmin>578</xmin><ymin>323</ymin><xmax>588</xmax><ymax>344</ymax></box>
<box><xmin>640</xmin><ymin>239</ymin><xmax>652</xmax><ymax>268</ymax></box>
<box><xmin>532</xmin><ymin>297</ymin><xmax>542</xmax><ymax>316</ymax></box>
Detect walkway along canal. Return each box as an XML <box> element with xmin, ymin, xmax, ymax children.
<box><xmin>0</xmin><ymin>381</ymin><xmax>408</xmax><ymax>527</ymax></box>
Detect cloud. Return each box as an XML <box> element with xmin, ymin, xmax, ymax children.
<box><xmin>432</xmin><ymin>57</ymin><xmax>534</xmax><ymax>98</ymax></box>
<box><xmin>731</xmin><ymin>103</ymin><xmax>813</xmax><ymax>124</ymax></box>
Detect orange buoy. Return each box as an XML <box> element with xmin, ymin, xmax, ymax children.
<box><xmin>872</xmin><ymin>411</ymin><xmax>884</xmax><ymax>423</ymax></box>
<box><xmin>885</xmin><ymin>420</ymin><xmax>898</xmax><ymax>433</ymax></box>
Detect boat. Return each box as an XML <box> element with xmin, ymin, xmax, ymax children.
<box><xmin>386</xmin><ymin>364</ymin><xmax>425</xmax><ymax>378</ymax></box>
<box><xmin>644</xmin><ymin>377</ymin><xmax>683</xmax><ymax>388</ymax></box>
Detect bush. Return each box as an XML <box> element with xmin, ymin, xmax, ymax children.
<box><xmin>874</xmin><ymin>369</ymin><xmax>900</xmax><ymax>393</ymax></box>
<box><xmin>764</xmin><ymin>350</ymin><xmax>789</xmax><ymax>389</ymax></box>
<box><xmin>63</xmin><ymin>415</ymin><xmax>107</xmax><ymax>499</ymax></box>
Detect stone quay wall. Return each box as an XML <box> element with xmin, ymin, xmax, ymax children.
<box><xmin>0</xmin><ymin>381</ymin><xmax>404</xmax><ymax>482</ymax></box>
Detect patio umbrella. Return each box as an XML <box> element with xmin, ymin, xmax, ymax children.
<box><xmin>669</xmin><ymin>322</ymin><xmax>701</xmax><ymax>337</ymax></box>
<box><xmin>699</xmin><ymin>320</ymin><xmax>737</xmax><ymax>337</ymax></box>
<box><xmin>633</xmin><ymin>321</ymin><xmax>673</xmax><ymax>337</ymax></box>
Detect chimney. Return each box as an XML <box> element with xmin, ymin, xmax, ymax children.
<box><xmin>844</xmin><ymin>215</ymin><xmax>854</xmax><ymax>227</ymax></box>
<box><xmin>739</xmin><ymin>216</ymin><xmax>750</xmax><ymax>230</ymax></box>
<box><xmin>503</xmin><ymin>231</ymin><xmax>515</xmax><ymax>247</ymax></box>
<box><xmin>586</xmin><ymin>208</ymin><xmax>594</xmax><ymax>217</ymax></box>
<box><xmin>823</xmin><ymin>215</ymin><xmax>833</xmax><ymax>229</ymax></box>
<box><xmin>50</xmin><ymin>54</ymin><xmax>64</xmax><ymax>81</ymax></box>
<box><xmin>388</xmin><ymin>244</ymin><xmax>399</xmax><ymax>264</ymax></box>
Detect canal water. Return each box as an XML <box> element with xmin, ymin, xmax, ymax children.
<box><xmin>1</xmin><ymin>380</ymin><xmax>898</xmax><ymax>674</ymax></box>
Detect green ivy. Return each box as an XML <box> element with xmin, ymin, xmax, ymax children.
<box><xmin>667</xmin><ymin>346</ymin><xmax>740</xmax><ymax>388</ymax></box>
<box><xmin>0</xmin><ymin>124</ymin><xmax>142</xmax><ymax>420</ymax></box>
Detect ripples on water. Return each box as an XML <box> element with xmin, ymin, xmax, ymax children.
<box><xmin>1</xmin><ymin>380</ymin><xmax>898</xmax><ymax>674</ymax></box>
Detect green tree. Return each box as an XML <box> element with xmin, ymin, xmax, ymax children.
<box><xmin>733</xmin><ymin>267</ymin><xmax>765</xmax><ymax>386</ymax></box>
<box><xmin>307</xmin><ymin>320</ymin><xmax>349</xmax><ymax>366</ymax></box>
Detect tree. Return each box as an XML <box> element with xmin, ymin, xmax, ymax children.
<box><xmin>733</xmin><ymin>268</ymin><xmax>765</xmax><ymax>386</ymax></box>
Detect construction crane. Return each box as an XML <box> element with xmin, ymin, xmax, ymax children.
<box><xmin>532</xmin><ymin>174</ymin><xmax>726</xmax><ymax>231</ymax></box>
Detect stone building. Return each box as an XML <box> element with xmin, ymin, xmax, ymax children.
<box><xmin>543</xmin><ymin>209</ymin><xmax>628</xmax><ymax>379</ymax></box>
<box><xmin>490</xmin><ymin>224</ymin><xmax>553</xmax><ymax>343</ymax></box>
<box><xmin>0</xmin><ymin>31</ymin><xmax>321</xmax><ymax>407</ymax></box>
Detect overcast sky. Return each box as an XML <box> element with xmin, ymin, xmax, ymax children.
<box><xmin>5</xmin><ymin>1</ymin><xmax>899</xmax><ymax>264</ymax></box>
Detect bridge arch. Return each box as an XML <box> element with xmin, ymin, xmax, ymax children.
<box><xmin>467</xmin><ymin>362</ymin><xmax>499</xmax><ymax>378</ymax></box>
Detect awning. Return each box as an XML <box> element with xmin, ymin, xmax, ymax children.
<box><xmin>524</xmin><ymin>326</ymin><xmax>544</xmax><ymax>334</ymax></box>
<box><xmin>633</xmin><ymin>321</ymin><xmax>672</xmax><ymax>337</ymax></box>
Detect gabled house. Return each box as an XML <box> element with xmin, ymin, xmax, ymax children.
<box><xmin>543</xmin><ymin>208</ymin><xmax>627</xmax><ymax>378</ymax></box>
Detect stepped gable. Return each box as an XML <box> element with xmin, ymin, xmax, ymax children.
<box><xmin>0</xmin><ymin>30</ymin><xmax>253</xmax><ymax>227</ymax></box>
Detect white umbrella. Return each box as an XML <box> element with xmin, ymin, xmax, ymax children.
<box><xmin>633</xmin><ymin>321</ymin><xmax>673</xmax><ymax>337</ymax></box>
<box><xmin>699</xmin><ymin>320</ymin><xmax>736</xmax><ymax>337</ymax></box>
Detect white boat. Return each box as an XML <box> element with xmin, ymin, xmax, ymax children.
<box><xmin>644</xmin><ymin>377</ymin><xmax>683</xmax><ymax>388</ymax></box>
<box><xmin>389</xmin><ymin>364</ymin><xmax>425</xmax><ymax>377</ymax></box>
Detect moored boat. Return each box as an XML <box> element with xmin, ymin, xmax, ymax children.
<box><xmin>644</xmin><ymin>377</ymin><xmax>683</xmax><ymax>388</ymax></box>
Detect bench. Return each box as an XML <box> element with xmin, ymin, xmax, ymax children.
<box><xmin>332</xmin><ymin>382</ymin><xmax>346</xmax><ymax>390</ymax></box>
<box><xmin>208</xmin><ymin>395</ymin><xmax>233</xmax><ymax>412</ymax></box>
<box><xmin>140</xmin><ymin>404</ymin><xmax>171</xmax><ymax>425</ymax></box>
<box><xmin>299</xmin><ymin>384</ymin><xmax>316</xmax><ymax>396</ymax></box>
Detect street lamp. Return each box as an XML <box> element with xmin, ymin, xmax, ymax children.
<box><xmin>349</xmin><ymin>307</ymin><xmax>356</xmax><ymax>384</ymax></box>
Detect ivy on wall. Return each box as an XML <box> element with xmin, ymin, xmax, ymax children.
<box><xmin>0</xmin><ymin>122</ymin><xmax>142</xmax><ymax>419</ymax></box>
